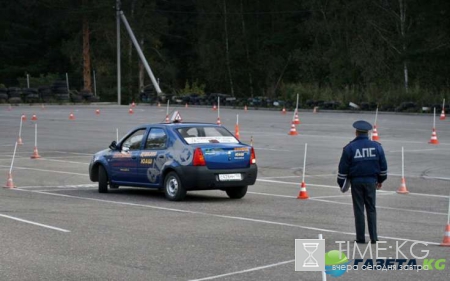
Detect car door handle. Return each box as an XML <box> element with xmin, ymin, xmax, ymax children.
<box><xmin>132</xmin><ymin>156</ymin><xmax>137</xmax><ymax>160</ymax></box>
<box><xmin>158</xmin><ymin>155</ymin><xmax>165</xmax><ymax>159</ymax></box>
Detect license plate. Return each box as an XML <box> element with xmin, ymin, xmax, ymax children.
<box><xmin>219</xmin><ymin>173</ymin><xmax>242</xmax><ymax>181</ymax></box>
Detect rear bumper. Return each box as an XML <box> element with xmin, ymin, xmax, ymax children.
<box><xmin>178</xmin><ymin>164</ymin><xmax>257</xmax><ymax>190</ymax></box>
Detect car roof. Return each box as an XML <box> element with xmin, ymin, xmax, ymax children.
<box><xmin>144</xmin><ymin>123</ymin><xmax>222</xmax><ymax>130</ymax></box>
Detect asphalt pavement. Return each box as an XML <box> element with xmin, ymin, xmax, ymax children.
<box><xmin>0</xmin><ymin>104</ymin><xmax>449</xmax><ymax>281</ymax></box>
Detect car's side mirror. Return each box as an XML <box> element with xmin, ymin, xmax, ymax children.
<box><xmin>109</xmin><ymin>141</ymin><xmax>117</xmax><ymax>150</ymax></box>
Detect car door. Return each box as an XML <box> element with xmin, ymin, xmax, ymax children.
<box><xmin>136</xmin><ymin>127</ymin><xmax>168</xmax><ymax>186</ymax></box>
<box><xmin>109</xmin><ymin>128</ymin><xmax>146</xmax><ymax>184</ymax></box>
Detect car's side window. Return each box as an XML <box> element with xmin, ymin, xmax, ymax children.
<box><xmin>178</xmin><ymin>127</ymin><xmax>199</xmax><ymax>138</ymax></box>
<box><xmin>145</xmin><ymin>128</ymin><xmax>167</xmax><ymax>149</ymax></box>
<box><xmin>122</xmin><ymin>129</ymin><xmax>146</xmax><ymax>151</ymax></box>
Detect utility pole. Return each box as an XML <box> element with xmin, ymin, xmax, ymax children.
<box><xmin>116</xmin><ymin>0</ymin><xmax>121</xmax><ymax>105</ymax></box>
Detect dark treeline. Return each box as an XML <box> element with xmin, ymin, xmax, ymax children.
<box><xmin>1</xmin><ymin>0</ymin><xmax>450</xmax><ymax>107</ymax></box>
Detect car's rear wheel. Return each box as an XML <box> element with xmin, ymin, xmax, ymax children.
<box><xmin>98</xmin><ymin>165</ymin><xmax>108</xmax><ymax>193</ymax></box>
<box><xmin>164</xmin><ymin>172</ymin><xmax>186</xmax><ymax>201</ymax></box>
<box><xmin>226</xmin><ymin>186</ymin><xmax>248</xmax><ymax>199</ymax></box>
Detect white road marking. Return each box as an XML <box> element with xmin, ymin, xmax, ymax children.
<box><xmin>15</xmin><ymin>189</ymin><xmax>440</xmax><ymax>245</ymax></box>
<box><xmin>38</xmin><ymin>158</ymin><xmax>89</xmax><ymax>165</ymax></box>
<box><xmin>257</xmin><ymin>178</ymin><xmax>449</xmax><ymax>198</ymax></box>
<box><xmin>17</xmin><ymin>184</ymin><xmax>96</xmax><ymax>189</ymax></box>
<box><xmin>310</xmin><ymin>198</ymin><xmax>447</xmax><ymax>216</ymax></box>
<box><xmin>0</xmin><ymin>213</ymin><xmax>70</xmax><ymax>233</ymax></box>
<box><xmin>253</xmin><ymin>147</ymin><xmax>290</xmax><ymax>152</ymax></box>
<box><xmin>188</xmin><ymin>259</ymin><xmax>295</xmax><ymax>281</ymax></box>
<box><xmin>0</xmin><ymin>165</ymin><xmax>88</xmax><ymax>176</ymax></box>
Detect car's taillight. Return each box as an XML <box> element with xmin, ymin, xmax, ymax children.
<box><xmin>250</xmin><ymin>147</ymin><xmax>256</xmax><ymax>164</ymax></box>
<box><xmin>193</xmin><ymin>148</ymin><xmax>206</xmax><ymax>166</ymax></box>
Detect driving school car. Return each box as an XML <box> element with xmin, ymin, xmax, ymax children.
<box><xmin>89</xmin><ymin>122</ymin><xmax>257</xmax><ymax>201</ymax></box>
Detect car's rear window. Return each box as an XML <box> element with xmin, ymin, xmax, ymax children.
<box><xmin>177</xmin><ymin>126</ymin><xmax>239</xmax><ymax>144</ymax></box>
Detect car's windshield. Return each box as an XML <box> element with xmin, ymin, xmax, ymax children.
<box><xmin>177</xmin><ymin>126</ymin><xmax>239</xmax><ymax>144</ymax></box>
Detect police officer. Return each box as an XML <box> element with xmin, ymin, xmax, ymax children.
<box><xmin>337</xmin><ymin>120</ymin><xmax>388</xmax><ymax>244</ymax></box>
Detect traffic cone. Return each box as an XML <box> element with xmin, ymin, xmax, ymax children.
<box><xmin>440</xmin><ymin>109</ymin><xmax>446</xmax><ymax>120</ymax></box>
<box><xmin>293</xmin><ymin>111</ymin><xmax>300</xmax><ymax>124</ymax></box>
<box><xmin>313</xmin><ymin>106</ymin><xmax>318</xmax><ymax>113</ymax></box>
<box><xmin>69</xmin><ymin>112</ymin><xmax>75</xmax><ymax>120</ymax></box>
<box><xmin>41</xmin><ymin>104</ymin><xmax>45</xmax><ymax>110</ymax></box>
<box><xmin>17</xmin><ymin>136</ymin><xmax>23</xmax><ymax>145</ymax></box>
<box><xmin>185</xmin><ymin>103</ymin><xmax>189</xmax><ymax>108</ymax></box>
<box><xmin>288</xmin><ymin>121</ymin><xmax>298</xmax><ymax>135</ymax></box>
<box><xmin>372</xmin><ymin>125</ymin><xmax>380</xmax><ymax>141</ymax></box>
<box><xmin>7</xmin><ymin>104</ymin><xmax>12</xmax><ymax>111</ymax></box>
<box><xmin>95</xmin><ymin>109</ymin><xmax>100</xmax><ymax>115</ymax></box>
<box><xmin>440</xmin><ymin>224</ymin><xmax>450</xmax><ymax>247</ymax></box>
<box><xmin>244</xmin><ymin>105</ymin><xmax>248</xmax><ymax>112</ymax></box>
<box><xmin>212</xmin><ymin>104</ymin><xmax>217</xmax><ymax>111</ymax></box>
<box><xmin>31</xmin><ymin>114</ymin><xmax>37</xmax><ymax>121</ymax></box>
<box><xmin>31</xmin><ymin>146</ymin><xmax>41</xmax><ymax>159</ymax></box>
<box><xmin>158</xmin><ymin>102</ymin><xmax>161</xmax><ymax>107</ymax></box>
<box><xmin>131</xmin><ymin>101</ymin><xmax>136</xmax><ymax>108</ymax></box>
<box><xmin>216</xmin><ymin>117</ymin><xmax>221</xmax><ymax>125</ymax></box>
<box><xmin>165</xmin><ymin>115</ymin><xmax>169</xmax><ymax>123</ymax></box>
<box><xmin>4</xmin><ymin>173</ymin><xmax>15</xmax><ymax>189</ymax></box>
<box><xmin>429</xmin><ymin>128</ymin><xmax>439</xmax><ymax>144</ymax></box>
<box><xmin>128</xmin><ymin>108</ymin><xmax>134</xmax><ymax>115</ymax></box>
<box><xmin>297</xmin><ymin>181</ymin><xmax>309</xmax><ymax>199</ymax></box>
<box><xmin>397</xmin><ymin>177</ymin><xmax>409</xmax><ymax>194</ymax></box>
<box><xmin>21</xmin><ymin>114</ymin><xmax>27</xmax><ymax>121</ymax></box>
<box><xmin>282</xmin><ymin>107</ymin><xmax>286</xmax><ymax>114</ymax></box>
<box><xmin>235</xmin><ymin>124</ymin><xmax>240</xmax><ymax>140</ymax></box>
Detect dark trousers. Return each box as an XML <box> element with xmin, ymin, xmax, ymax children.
<box><xmin>351</xmin><ymin>182</ymin><xmax>377</xmax><ymax>242</ymax></box>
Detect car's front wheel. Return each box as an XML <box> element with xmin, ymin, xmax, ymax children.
<box><xmin>226</xmin><ymin>186</ymin><xmax>248</xmax><ymax>199</ymax></box>
<box><xmin>98</xmin><ymin>165</ymin><xmax>109</xmax><ymax>193</ymax></box>
<box><xmin>164</xmin><ymin>172</ymin><xmax>186</xmax><ymax>201</ymax></box>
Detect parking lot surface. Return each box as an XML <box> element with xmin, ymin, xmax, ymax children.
<box><xmin>0</xmin><ymin>105</ymin><xmax>449</xmax><ymax>280</ymax></box>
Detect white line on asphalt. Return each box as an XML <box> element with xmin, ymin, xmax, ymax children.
<box><xmin>39</xmin><ymin>158</ymin><xmax>89</xmax><ymax>165</ymax></box>
<box><xmin>15</xmin><ymin>189</ymin><xmax>440</xmax><ymax>245</ymax></box>
<box><xmin>310</xmin><ymin>198</ymin><xmax>447</xmax><ymax>216</ymax></box>
<box><xmin>44</xmin><ymin>150</ymin><xmax>94</xmax><ymax>156</ymax></box>
<box><xmin>248</xmin><ymin>192</ymin><xmax>296</xmax><ymax>198</ymax></box>
<box><xmin>0</xmin><ymin>213</ymin><xmax>70</xmax><ymax>233</ymax></box>
<box><xmin>188</xmin><ymin>260</ymin><xmax>295</xmax><ymax>281</ymax></box>
<box><xmin>256</xmin><ymin>178</ymin><xmax>450</xmax><ymax>198</ymax></box>
<box><xmin>0</xmin><ymin>165</ymin><xmax>88</xmax><ymax>176</ymax></box>
<box><xmin>17</xmin><ymin>184</ymin><xmax>96</xmax><ymax>189</ymax></box>
<box><xmin>253</xmin><ymin>147</ymin><xmax>290</xmax><ymax>152</ymax></box>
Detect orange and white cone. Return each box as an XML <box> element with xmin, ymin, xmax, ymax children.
<box><xmin>293</xmin><ymin>111</ymin><xmax>300</xmax><ymax>124</ymax></box>
<box><xmin>297</xmin><ymin>181</ymin><xmax>309</xmax><ymax>199</ymax></box>
<box><xmin>95</xmin><ymin>109</ymin><xmax>100</xmax><ymax>115</ymax></box>
<box><xmin>288</xmin><ymin>121</ymin><xmax>298</xmax><ymax>135</ymax></box>
<box><xmin>212</xmin><ymin>104</ymin><xmax>217</xmax><ymax>111</ymax></box>
<box><xmin>397</xmin><ymin>177</ymin><xmax>409</xmax><ymax>194</ymax></box>
<box><xmin>235</xmin><ymin>124</ymin><xmax>240</xmax><ymax>140</ymax></box>
<box><xmin>158</xmin><ymin>102</ymin><xmax>161</xmax><ymax>107</ymax></box>
<box><xmin>313</xmin><ymin>106</ymin><xmax>318</xmax><ymax>113</ymax></box>
<box><xmin>17</xmin><ymin>136</ymin><xmax>23</xmax><ymax>145</ymax></box>
<box><xmin>282</xmin><ymin>107</ymin><xmax>286</xmax><ymax>114</ymax></box>
<box><xmin>372</xmin><ymin>125</ymin><xmax>380</xmax><ymax>141</ymax></box>
<box><xmin>128</xmin><ymin>108</ymin><xmax>134</xmax><ymax>115</ymax></box>
<box><xmin>440</xmin><ymin>109</ymin><xmax>446</xmax><ymax>120</ymax></box>
<box><xmin>69</xmin><ymin>112</ymin><xmax>75</xmax><ymax>120</ymax></box>
<box><xmin>131</xmin><ymin>101</ymin><xmax>136</xmax><ymax>108</ymax></box>
<box><xmin>429</xmin><ymin>128</ymin><xmax>439</xmax><ymax>144</ymax></box>
<box><xmin>244</xmin><ymin>105</ymin><xmax>248</xmax><ymax>112</ymax></box>
<box><xmin>165</xmin><ymin>115</ymin><xmax>169</xmax><ymax>123</ymax></box>
<box><xmin>31</xmin><ymin>114</ymin><xmax>37</xmax><ymax>121</ymax></box>
<box><xmin>4</xmin><ymin>173</ymin><xmax>15</xmax><ymax>189</ymax></box>
<box><xmin>21</xmin><ymin>114</ymin><xmax>27</xmax><ymax>121</ymax></box>
<box><xmin>440</xmin><ymin>224</ymin><xmax>450</xmax><ymax>247</ymax></box>
<box><xmin>31</xmin><ymin>146</ymin><xmax>41</xmax><ymax>159</ymax></box>
<box><xmin>185</xmin><ymin>103</ymin><xmax>189</xmax><ymax>108</ymax></box>
<box><xmin>216</xmin><ymin>117</ymin><xmax>221</xmax><ymax>125</ymax></box>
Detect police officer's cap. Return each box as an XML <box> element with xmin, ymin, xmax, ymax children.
<box><xmin>353</xmin><ymin>120</ymin><xmax>372</xmax><ymax>132</ymax></box>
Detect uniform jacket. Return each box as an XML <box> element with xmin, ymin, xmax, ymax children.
<box><xmin>337</xmin><ymin>134</ymin><xmax>387</xmax><ymax>187</ymax></box>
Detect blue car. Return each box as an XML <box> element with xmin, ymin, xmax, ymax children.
<box><xmin>89</xmin><ymin>122</ymin><xmax>257</xmax><ymax>201</ymax></box>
